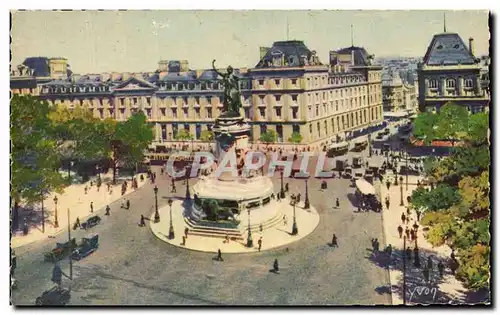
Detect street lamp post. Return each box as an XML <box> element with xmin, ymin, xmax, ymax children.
<box><xmin>154</xmin><ymin>186</ymin><xmax>160</xmax><ymax>223</ymax></box>
<box><xmin>246</xmin><ymin>208</ymin><xmax>253</xmax><ymax>247</ymax></box>
<box><xmin>279</xmin><ymin>170</ymin><xmax>285</xmax><ymax>198</ymax></box>
<box><xmin>403</xmin><ymin>235</ymin><xmax>407</xmax><ymax>305</ymax></box>
<box><xmin>168</xmin><ymin>199</ymin><xmax>175</xmax><ymax>239</ymax></box>
<box><xmin>400</xmin><ymin>176</ymin><xmax>404</xmax><ymax>206</ymax></box>
<box><xmin>185</xmin><ymin>178</ymin><xmax>191</xmax><ymax>200</ymax></box>
<box><xmin>405</xmin><ymin>146</ymin><xmax>409</xmax><ymax>191</ymax></box>
<box><xmin>53</xmin><ymin>196</ymin><xmax>59</xmax><ymax>228</ymax></box>
<box><xmin>368</xmin><ymin>134</ymin><xmax>372</xmax><ymax>157</ymax></box>
<box><xmin>304</xmin><ymin>178</ymin><xmax>310</xmax><ymax>210</ymax></box>
<box><xmin>291</xmin><ymin>194</ymin><xmax>298</xmax><ymax>235</ymax></box>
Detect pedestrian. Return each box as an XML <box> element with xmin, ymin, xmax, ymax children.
<box><xmin>413</xmin><ymin>222</ymin><xmax>419</xmax><ymax>231</ymax></box>
<box><xmin>410</xmin><ymin>229</ymin><xmax>415</xmax><ymax>241</ymax></box>
<box><xmin>285</xmin><ymin>183</ymin><xmax>289</xmax><ymax>192</ymax></box>
<box><xmin>283</xmin><ymin>215</ymin><xmax>288</xmax><ymax>226</ymax></box>
<box><xmin>374</xmin><ymin>238</ymin><xmax>379</xmax><ymax>252</ymax></box>
<box><xmin>335</xmin><ymin>198</ymin><xmax>340</xmax><ymax>208</ymax></box>
<box><xmin>423</xmin><ymin>266</ymin><xmax>430</xmax><ymax>283</ymax></box>
<box><xmin>386</xmin><ymin>181</ymin><xmax>391</xmax><ymax>190</ymax></box>
<box><xmin>277</xmin><ymin>194</ymin><xmax>281</xmax><ymax>202</ymax></box>
<box><xmin>90</xmin><ymin>201</ymin><xmax>94</xmax><ymax>213</ymax></box>
<box><xmin>427</xmin><ymin>256</ymin><xmax>433</xmax><ymax>271</ymax></box>
<box><xmin>73</xmin><ymin>217</ymin><xmax>80</xmax><ymax>230</ymax></box>
<box><xmin>126</xmin><ymin>199</ymin><xmax>130</xmax><ymax>210</ymax></box>
<box><xmin>296</xmin><ymin>194</ymin><xmax>301</xmax><ymax>203</ymax></box>
<box><xmin>216</xmin><ymin>249</ymin><xmax>223</xmax><ymax>261</ymax></box>
<box><xmin>121</xmin><ymin>201</ymin><xmax>125</xmax><ymax>209</ymax></box>
<box><xmin>405</xmin><ymin>227</ymin><xmax>410</xmax><ymax>239</ymax></box>
<box><xmin>406</xmin><ymin>247</ymin><xmax>412</xmax><ymax>261</ymax></box>
<box><xmin>406</xmin><ymin>207</ymin><xmax>411</xmax><ymax>216</ymax></box>
<box><xmin>397</xmin><ymin>225</ymin><xmax>403</xmax><ymax>238</ymax></box>
<box><xmin>259</xmin><ymin>224</ymin><xmax>263</xmax><ymax>232</ymax></box>
<box><xmin>84</xmin><ymin>186</ymin><xmax>88</xmax><ymax>194</ymax></box>
<box><xmin>161</xmin><ymin>168</ymin><xmax>164</xmax><ymax>175</ymax></box>
<box><xmin>258</xmin><ymin>237</ymin><xmax>262</xmax><ymax>252</ymax></box>
<box><xmin>182</xmin><ymin>236</ymin><xmax>186</xmax><ymax>246</ymax></box>
<box><xmin>109</xmin><ymin>187</ymin><xmax>113</xmax><ymax>195</ymax></box>
<box><xmin>385</xmin><ymin>198</ymin><xmax>390</xmax><ymax>210</ymax></box>
<box><xmin>184</xmin><ymin>227</ymin><xmax>189</xmax><ymax>239</ymax></box>
<box><xmin>105</xmin><ymin>205</ymin><xmax>110</xmax><ymax>216</ymax></box>
<box><xmin>416</xmin><ymin>210</ymin><xmax>421</xmax><ymax>222</ymax></box>
<box><xmin>273</xmin><ymin>258</ymin><xmax>279</xmax><ymax>273</ymax></box>
<box><xmin>107</xmin><ymin>182</ymin><xmax>111</xmax><ymax>192</ymax></box>
<box><xmin>90</xmin><ymin>180</ymin><xmax>93</xmax><ymax>187</ymax></box>
<box><xmin>401</xmin><ymin>213</ymin><xmax>406</xmax><ymax>225</ymax></box>
<box><xmin>331</xmin><ymin>233</ymin><xmax>338</xmax><ymax>247</ymax></box>
<box><xmin>386</xmin><ymin>244</ymin><xmax>392</xmax><ymax>257</ymax></box>
<box><xmin>437</xmin><ymin>261</ymin><xmax>445</xmax><ymax>278</ymax></box>
<box><xmin>139</xmin><ymin>215</ymin><xmax>145</xmax><ymax>227</ymax></box>
<box><xmin>406</xmin><ymin>216</ymin><xmax>410</xmax><ymax>225</ymax></box>
<box><xmin>97</xmin><ymin>181</ymin><xmax>101</xmax><ymax>192</ymax></box>
<box><xmin>171</xmin><ymin>185</ymin><xmax>176</xmax><ymax>193</ymax></box>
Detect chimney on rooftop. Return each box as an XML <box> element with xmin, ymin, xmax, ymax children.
<box><xmin>469</xmin><ymin>37</ymin><xmax>474</xmax><ymax>56</ymax></box>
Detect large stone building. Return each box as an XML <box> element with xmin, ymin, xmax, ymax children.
<box><xmin>382</xmin><ymin>71</ymin><xmax>418</xmax><ymax>113</ymax></box>
<box><xmin>417</xmin><ymin>32</ymin><xmax>489</xmax><ymax>113</ymax></box>
<box><xmin>10</xmin><ymin>40</ymin><xmax>384</xmax><ymax>148</ymax></box>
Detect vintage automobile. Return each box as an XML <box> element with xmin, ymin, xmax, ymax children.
<box><xmin>35</xmin><ymin>286</ymin><xmax>71</xmax><ymax>305</ymax></box>
<box><xmin>335</xmin><ymin>159</ymin><xmax>349</xmax><ymax>171</ymax></box>
<box><xmin>352</xmin><ymin>155</ymin><xmax>363</xmax><ymax>168</ymax></box>
<box><xmin>80</xmin><ymin>215</ymin><xmax>102</xmax><ymax>230</ymax></box>
<box><xmin>71</xmin><ymin>234</ymin><xmax>99</xmax><ymax>261</ymax></box>
<box><xmin>44</xmin><ymin>238</ymin><xmax>77</xmax><ymax>262</ymax></box>
<box><xmin>342</xmin><ymin>167</ymin><xmax>353</xmax><ymax>179</ymax></box>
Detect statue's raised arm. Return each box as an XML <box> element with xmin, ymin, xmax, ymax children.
<box><xmin>212</xmin><ymin>59</ymin><xmax>226</xmax><ymax>78</ymax></box>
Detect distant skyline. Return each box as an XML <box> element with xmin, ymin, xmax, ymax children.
<box><xmin>11</xmin><ymin>10</ymin><xmax>490</xmax><ymax>74</ymax></box>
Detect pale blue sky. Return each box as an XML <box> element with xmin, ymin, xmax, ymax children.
<box><xmin>11</xmin><ymin>10</ymin><xmax>490</xmax><ymax>74</ymax></box>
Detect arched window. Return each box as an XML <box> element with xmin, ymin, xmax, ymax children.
<box><xmin>464</xmin><ymin>78</ymin><xmax>474</xmax><ymax>88</ymax></box>
<box><xmin>446</xmin><ymin>79</ymin><xmax>456</xmax><ymax>88</ymax></box>
<box><xmin>429</xmin><ymin>79</ymin><xmax>438</xmax><ymax>89</ymax></box>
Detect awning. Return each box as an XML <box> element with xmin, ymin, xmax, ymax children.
<box><xmin>354</xmin><ymin>136</ymin><xmax>368</xmax><ymax>144</ymax></box>
<box><xmin>330</xmin><ymin>141</ymin><xmax>349</xmax><ymax>149</ymax></box>
<box><xmin>356</xmin><ymin>179</ymin><xmax>376</xmax><ymax>195</ymax></box>
<box><xmin>383</xmin><ymin>111</ymin><xmax>409</xmax><ymax>118</ymax></box>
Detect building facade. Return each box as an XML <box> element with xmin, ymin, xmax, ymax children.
<box><xmin>382</xmin><ymin>71</ymin><xmax>418</xmax><ymax>113</ymax></box>
<box><xmin>417</xmin><ymin>32</ymin><xmax>489</xmax><ymax>113</ymax></box>
<box><xmin>10</xmin><ymin>40</ymin><xmax>384</xmax><ymax>148</ymax></box>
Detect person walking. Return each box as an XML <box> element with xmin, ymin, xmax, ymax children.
<box><xmin>216</xmin><ymin>249</ymin><xmax>223</xmax><ymax>261</ymax></box>
<box><xmin>105</xmin><ymin>205</ymin><xmax>111</xmax><ymax>216</ymax></box>
<box><xmin>273</xmin><ymin>259</ymin><xmax>279</xmax><ymax>273</ymax></box>
<box><xmin>335</xmin><ymin>198</ymin><xmax>340</xmax><ymax>209</ymax></box>
<box><xmin>84</xmin><ymin>186</ymin><xmax>88</xmax><ymax>195</ymax></box>
<box><xmin>401</xmin><ymin>213</ymin><xmax>406</xmax><ymax>225</ymax></box>
<box><xmin>90</xmin><ymin>201</ymin><xmax>94</xmax><ymax>213</ymax></box>
<box><xmin>374</xmin><ymin>238</ymin><xmax>380</xmax><ymax>252</ymax></box>
<box><xmin>126</xmin><ymin>199</ymin><xmax>130</xmax><ymax>210</ymax></box>
<box><xmin>285</xmin><ymin>183</ymin><xmax>289</xmax><ymax>192</ymax></box>
<box><xmin>386</xmin><ymin>181</ymin><xmax>391</xmax><ymax>190</ymax></box>
<box><xmin>397</xmin><ymin>225</ymin><xmax>403</xmax><ymax>238</ymax></box>
<box><xmin>277</xmin><ymin>194</ymin><xmax>281</xmax><ymax>202</ymax></box>
<box><xmin>410</xmin><ymin>229</ymin><xmax>415</xmax><ymax>241</ymax></box>
<box><xmin>139</xmin><ymin>215</ymin><xmax>146</xmax><ymax>227</ymax></box>
<box><xmin>331</xmin><ymin>233</ymin><xmax>338</xmax><ymax>247</ymax></box>
<box><xmin>257</xmin><ymin>237</ymin><xmax>262</xmax><ymax>252</ymax></box>
<box><xmin>184</xmin><ymin>227</ymin><xmax>189</xmax><ymax>239</ymax></box>
<box><xmin>405</xmin><ymin>227</ymin><xmax>410</xmax><ymax>239</ymax></box>
<box><xmin>437</xmin><ymin>261</ymin><xmax>445</xmax><ymax>278</ymax></box>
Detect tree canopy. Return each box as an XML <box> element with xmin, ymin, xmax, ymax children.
<box><xmin>200</xmin><ymin>130</ymin><xmax>214</xmax><ymax>142</ymax></box>
<box><xmin>260</xmin><ymin>130</ymin><xmax>277</xmax><ymax>144</ymax></box>
<box><xmin>410</xmin><ymin>103</ymin><xmax>490</xmax><ymax>291</ymax></box>
<box><xmin>288</xmin><ymin>132</ymin><xmax>303</xmax><ymax>144</ymax></box>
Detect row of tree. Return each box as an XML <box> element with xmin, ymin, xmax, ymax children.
<box><xmin>11</xmin><ymin>95</ymin><xmax>154</xmax><ymax>228</ymax></box>
<box><xmin>259</xmin><ymin>130</ymin><xmax>303</xmax><ymax>146</ymax></box>
<box><xmin>409</xmin><ymin>103</ymin><xmax>490</xmax><ymax>291</ymax></box>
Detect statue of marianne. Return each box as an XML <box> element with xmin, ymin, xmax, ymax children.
<box><xmin>212</xmin><ymin>60</ymin><xmax>242</xmax><ymax>114</ymax></box>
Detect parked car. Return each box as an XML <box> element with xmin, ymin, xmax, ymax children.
<box><xmin>44</xmin><ymin>238</ymin><xmax>77</xmax><ymax>262</ymax></box>
<box><xmin>80</xmin><ymin>215</ymin><xmax>101</xmax><ymax>230</ymax></box>
<box><xmin>71</xmin><ymin>234</ymin><xmax>99</xmax><ymax>261</ymax></box>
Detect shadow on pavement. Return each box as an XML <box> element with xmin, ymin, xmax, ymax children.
<box><xmin>73</xmin><ymin>264</ymin><xmax>224</xmax><ymax>305</ymax></box>
<box><xmin>365</xmin><ymin>247</ymin><xmax>490</xmax><ymax>305</ymax></box>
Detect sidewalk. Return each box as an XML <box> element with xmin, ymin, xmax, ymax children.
<box><xmin>11</xmin><ymin>171</ymin><xmax>148</xmax><ymax>249</ymax></box>
<box><xmin>380</xmin><ymin>175</ymin><xmax>469</xmax><ymax>304</ymax></box>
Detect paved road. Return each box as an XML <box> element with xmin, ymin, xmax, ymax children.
<box><xmin>12</xmin><ymin>153</ymin><xmax>391</xmax><ymax>305</ymax></box>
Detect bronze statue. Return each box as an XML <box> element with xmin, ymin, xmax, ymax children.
<box><xmin>212</xmin><ymin>59</ymin><xmax>242</xmax><ymax>114</ymax></box>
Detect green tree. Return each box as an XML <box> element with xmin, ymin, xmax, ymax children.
<box><xmin>288</xmin><ymin>132</ymin><xmax>303</xmax><ymax>148</ymax></box>
<box><xmin>199</xmin><ymin>130</ymin><xmax>214</xmax><ymax>142</ymax></box>
<box><xmin>410</xmin><ymin>184</ymin><xmax>460</xmax><ymax>212</ymax></box>
<box><xmin>10</xmin><ymin>95</ymin><xmax>65</xmax><ymax>229</ymax></box>
<box><xmin>434</xmin><ymin>103</ymin><xmax>469</xmax><ymax>146</ymax></box>
<box><xmin>175</xmin><ymin>128</ymin><xmax>194</xmax><ymax>150</ymax></box>
<box><xmin>456</xmin><ymin>244</ymin><xmax>490</xmax><ymax>290</ymax></box>
<box><xmin>116</xmin><ymin>112</ymin><xmax>154</xmax><ymax>175</ymax></box>
<box><xmin>413</xmin><ymin>111</ymin><xmax>439</xmax><ymax>144</ymax></box>
<box><xmin>466</xmin><ymin>112</ymin><xmax>489</xmax><ymax>146</ymax></box>
<box><xmin>260</xmin><ymin>130</ymin><xmax>277</xmax><ymax>146</ymax></box>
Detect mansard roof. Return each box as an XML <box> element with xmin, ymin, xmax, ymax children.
<box><xmin>114</xmin><ymin>76</ymin><xmax>157</xmax><ymax>89</ymax></box>
<box><xmin>255</xmin><ymin>40</ymin><xmax>320</xmax><ymax>68</ymax></box>
<box><xmin>331</xmin><ymin>46</ymin><xmax>374</xmax><ymax>67</ymax></box>
<box><xmin>422</xmin><ymin>33</ymin><xmax>477</xmax><ymax>66</ymax></box>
